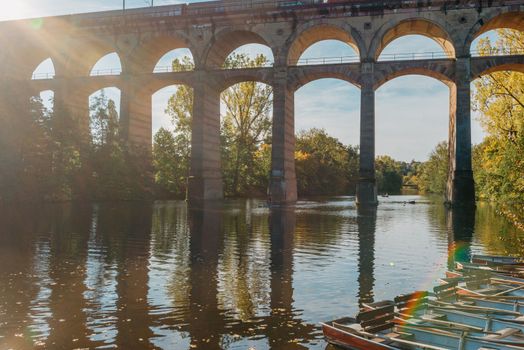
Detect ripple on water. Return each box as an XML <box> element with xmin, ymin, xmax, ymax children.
<box><xmin>0</xmin><ymin>197</ymin><xmax>522</xmax><ymax>349</ymax></box>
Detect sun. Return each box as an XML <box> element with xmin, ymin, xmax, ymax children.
<box><xmin>0</xmin><ymin>2</ymin><xmax>34</xmax><ymax>21</ymax></box>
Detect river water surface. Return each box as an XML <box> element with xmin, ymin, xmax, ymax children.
<box><xmin>1</xmin><ymin>196</ymin><xmax>523</xmax><ymax>349</ymax></box>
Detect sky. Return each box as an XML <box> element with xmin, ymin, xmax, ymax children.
<box><xmin>8</xmin><ymin>0</ymin><xmax>493</xmax><ymax>162</ymax></box>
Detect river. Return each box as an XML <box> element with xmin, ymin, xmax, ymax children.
<box><xmin>0</xmin><ymin>196</ymin><xmax>523</xmax><ymax>349</ymax></box>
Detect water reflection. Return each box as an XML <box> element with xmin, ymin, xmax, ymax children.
<box><xmin>0</xmin><ymin>197</ymin><xmax>522</xmax><ymax>350</ymax></box>
<box><xmin>446</xmin><ymin>206</ymin><xmax>475</xmax><ymax>268</ymax></box>
<box><xmin>357</xmin><ymin>207</ymin><xmax>377</xmax><ymax>306</ymax></box>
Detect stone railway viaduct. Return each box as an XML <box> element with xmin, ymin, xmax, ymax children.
<box><xmin>0</xmin><ymin>0</ymin><xmax>523</xmax><ymax>205</ymax></box>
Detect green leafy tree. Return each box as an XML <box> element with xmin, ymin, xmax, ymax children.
<box><xmin>159</xmin><ymin>54</ymin><xmax>273</xmax><ymax>198</ymax></box>
<box><xmin>88</xmin><ymin>90</ymin><xmax>149</xmax><ymax>200</ymax></box>
<box><xmin>472</xmin><ymin>29</ymin><xmax>524</xmax><ymax>204</ymax></box>
<box><xmin>295</xmin><ymin>128</ymin><xmax>359</xmax><ymax>196</ymax></box>
<box><xmin>153</xmin><ymin>128</ymin><xmax>188</xmax><ymax>197</ymax></box>
<box><xmin>416</xmin><ymin>141</ymin><xmax>449</xmax><ymax>195</ymax></box>
<box><xmin>375</xmin><ymin>155</ymin><xmax>403</xmax><ymax>195</ymax></box>
<box><xmin>221</xmin><ymin>53</ymin><xmax>273</xmax><ymax>196</ymax></box>
<box><xmin>153</xmin><ymin>57</ymin><xmax>194</xmax><ymax>197</ymax></box>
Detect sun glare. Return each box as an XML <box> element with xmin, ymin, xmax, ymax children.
<box><xmin>1</xmin><ymin>2</ymin><xmax>35</xmax><ymax>21</ymax></box>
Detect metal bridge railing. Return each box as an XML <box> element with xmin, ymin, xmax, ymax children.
<box><xmin>32</xmin><ymin>72</ymin><xmax>56</xmax><ymax>80</ymax></box>
<box><xmin>30</xmin><ymin>49</ymin><xmax>524</xmax><ymax>80</ymax></box>
<box><xmin>89</xmin><ymin>68</ymin><xmax>122</xmax><ymax>76</ymax></box>
<box><xmin>293</xmin><ymin>55</ymin><xmax>361</xmax><ymax>65</ymax></box>
<box><xmin>379</xmin><ymin>51</ymin><xmax>452</xmax><ymax>61</ymax></box>
<box><xmin>471</xmin><ymin>47</ymin><xmax>524</xmax><ymax>57</ymax></box>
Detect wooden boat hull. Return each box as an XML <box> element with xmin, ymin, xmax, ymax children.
<box><xmin>321</xmin><ymin>322</ymin><xmax>398</xmax><ymax>350</ymax></box>
<box><xmin>472</xmin><ymin>255</ymin><xmax>524</xmax><ymax>266</ymax></box>
<box><xmin>400</xmin><ymin>325</ymin><xmax>524</xmax><ymax>350</ymax></box>
<box><xmin>464</xmin><ymin>297</ymin><xmax>524</xmax><ymax>314</ymax></box>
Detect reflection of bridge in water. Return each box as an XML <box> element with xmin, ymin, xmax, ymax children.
<box><xmin>1</xmin><ymin>199</ymin><xmax>520</xmax><ymax>349</ymax></box>
<box><xmin>1</xmin><ymin>1</ymin><xmax>523</xmax><ymax>206</ymax></box>
<box><xmin>0</xmin><ymin>202</ymin><xmax>384</xmax><ymax>349</ymax></box>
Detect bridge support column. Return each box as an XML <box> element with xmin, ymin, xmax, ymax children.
<box><xmin>187</xmin><ymin>79</ymin><xmax>223</xmax><ymax>202</ymax></box>
<box><xmin>357</xmin><ymin>64</ymin><xmax>378</xmax><ymax>206</ymax></box>
<box><xmin>54</xmin><ymin>82</ymin><xmax>91</xmax><ymax>140</ymax></box>
<box><xmin>121</xmin><ymin>84</ymin><xmax>152</xmax><ymax>151</ymax></box>
<box><xmin>446</xmin><ymin>58</ymin><xmax>475</xmax><ymax>206</ymax></box>
<box><xmin>269</xmin><ymin>76</ymin><xmax>297</xmax><ymax>204</ymax></box>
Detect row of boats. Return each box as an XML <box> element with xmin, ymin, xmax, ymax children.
<box><xmin>322</xmin><ymin>254</ymin><xmax>524</xmax><ymax>349</ymax></box>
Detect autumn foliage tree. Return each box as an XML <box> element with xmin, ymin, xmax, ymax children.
<box><xmin>472</xmin><ymin>29</ymin><xmax>524</xmax><ymax>204</ymax></box>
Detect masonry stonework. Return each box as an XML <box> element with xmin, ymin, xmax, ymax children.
<box><xmin>1</xmin><ymin>1</ymin><xmax>523</xmax><ymax>205</ymax></box>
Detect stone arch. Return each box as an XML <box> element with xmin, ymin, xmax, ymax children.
<box><xmin>145</xmin><ymin>73</ymin><xmax>195</xmax><ymax>95</ymax></box>
<box><xmin>289</xmin><ymin>66</ymin><xmax>361</xmax><ymax>92</ymax></box>
<box><xmin>465</xmin><ymin>10</ymin><xmax>524</xmax><ymax>54</ymax></box>
<box><xmin>32</xmin><ymin>58</ymin><xmax>56</xmax><ymax>80</ymax></box>
<box><xmin>132</xmin><ymin>33</ymin><xmax>196</xmax><ymax>74</ymax></box>
<box><xmin>472</xmin><ymin>62</ymin><xmax>524</xmax><ymax>80</ymax></box>
<box><xmin>9</xmin><ymin>45</ymin><xmax>56</xmax><ymax>80</ymax></box>
<box><xmin>371</xmin><ymin>18</ymin><xmax>456</xmax><ymax>60</ymax></box>
<box><xmin>203</xmin><ymin>28</ymin><xmax>275</xmax><ymax>69</ymax></box>
<box><xmin>72</xmin><ymin>37</ymin><xmax>121</xmax><ymax>77</ymax></box>
<box><xmin>374</xmin><ymin>64</ymin><xmax>454</xmax><ymax>90</ymax></box>
<box><xmin>286</xmin><ymin>22</ymin><xmax>363</xmax><ymax>66</ymax></box>
<box><xmin>216</xmin><ymin>70</ymin><xmax>274</xmax><ymax>93</ymax></box>
<box><xmin>89</xmin><ymin>53</ymin><xmax>123</xmax><ymax>76</ymax></box>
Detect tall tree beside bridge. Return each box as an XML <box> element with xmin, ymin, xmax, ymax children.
<box><xmin>221</xmin><ymin>54</ymin><xmax>273</xmax><ymax>196</ymax></box>
<box><xmin>156</xmin><ymin>53</ymin><xmax>273</xmax><ymax>198</ymax></box>
<box><xmin>473</xmin><ymin>29</ymin><xmax>524</xmax><ymax>205</ymax></box>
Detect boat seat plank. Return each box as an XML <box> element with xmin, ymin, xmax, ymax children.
<box><xmin>395</xmin><ymin>291</ymin><xmax>429</xmax><ymax>303</ymax></box>
<box><xmin>484</xmin><ymin>327</ymin><xmax>521</xmax><ymax>339</ymax></box>
<box><xmin>366</xmin><ymin>322</ymin><xmax>395</xmax><ymax>334</ymax></box>
<box><xmin>434</xmin><ymin>281</ymin><xmax>458</xmax><ymax>293</ymax></box>
<box><xmin>357</xmin><ymin>304</ymin><xmax>394</xmax><ymax>322</ymax></box>
<box><xmin>361</xmin><ymin>314</ymin><xmax>394</xmax><ymax>329</ymax></box>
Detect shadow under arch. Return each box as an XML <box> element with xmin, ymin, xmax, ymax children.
<box><xmin>203</xmin><ymin>29</ymin><xmax>275</xmax><ymax>69</ymax></box>
<box><xmin>464</xmin><ymin>10</ymin><xmax>524</xmax><ymax>54</ymax></box>
<box><xmin>371</xmin><ymin>18</ymin><xmax>456</xmax><ymax>60</ymax></box>
<box><xmin>286</xmin><ymin>22</ymin><xmax>363</xmax><ymax>66</ymax></box>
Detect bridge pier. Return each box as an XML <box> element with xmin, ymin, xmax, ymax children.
<box><xmin>53</xmin><ymin>81</ymin><xmax>91</xmax><ymax>140</ymax></box>
<box><xmin>446</xmin><ymin>58</ymin><xmax>475</xmax><ymax>207</ymax></box>
<box><xmin>357</xmin><ymin>65</ymin><xmax>378</xmax><ymax>207</ymax></box>
<box><xmin>121</xmin><ymin>82</ymin><xmax>152</xmax><ymax>150</ymax></box>
<box><xmin>269</xmin><ymin>76</ymin><xmax>297</xmax><ymax>205</ymax></box>
<box><xmin>187</xmin><ymin>78</ymin><xmax>223</xmax><ymax>202</ymax></box>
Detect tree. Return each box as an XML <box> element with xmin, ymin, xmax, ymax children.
<box><xmin>472</xmin><ymin>29</ymin><xmax>524</xmax><ymax>204</ymax></box>
<box><xmin>416</xmin><ymin>141</ymin><xmax>449</xmax><ymax>195</ymax></box>
<box><xmin>89</xmin><ymin>90</ymin><xmax>119</xmax><ymax>146</ymax></box>
<box><xmin>153</xmin><ymin>128</ymin><xmax>187</xmax><ymax>198</ymax></box>
<box><xmin>221</xmin><ymin>53</ymin><xmax>273</xmax><ymax>196</ymax></box>
<box><xmin>375</xmin><ymin>155</ymin><xmax>403</xmax><ymax>195</ymax></box>
<box><xmin>295</xmin><ymin>128</ymin><xmax>359</xmax><ymax>196</ymax></box>
<box><xmin>160</xmin><ymin>53</ymin><xmax>273</xmax><ymax>198</ymax></box>
<box><xmin>87</xmin><ymin>90</ymin><xmax>150</xmax><ymax>200</ymax></box>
